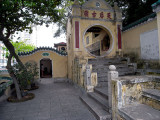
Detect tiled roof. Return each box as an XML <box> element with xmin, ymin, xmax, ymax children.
<box><xmin>122</xmin><ymin>13</ymin><xmax>156</xmax><ymax>32</ymax></box>
<box><xmin>54</xmin><ymin>42</ymin><xmax>67</xmax><ymax>47</ymax></box>
<box><xmin>152</xmin><ymin>0</ymin><xmax>160</xmax><ymax>9</ymax></box>
<box><xmin>18</xmin><ymin>47</ymin><xmax>67</xmax><ymax>56</ymax></box>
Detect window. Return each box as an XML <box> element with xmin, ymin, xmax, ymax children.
<box><xmin>61</xmin><ymin>47</ymin><xmax>66</xmax><ymax>51</ymax></box>
<box><xmin>0</xmin><ymin>59</ymin><xmax>4</xmax><ymax>63</ymax></box>
<box><xmin>86</xmin><ymin>36</ymin><xmax>89</xmax><ymax>45</ymax></box>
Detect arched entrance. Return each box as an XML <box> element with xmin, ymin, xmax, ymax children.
<box><xmin>83</xmin><ymin>25</ymin><xmax>114</xmax><ymax>57</ymax></box>
<box><xmin>40</xmin><ymin>58</ymin><xmax>52</xmax><ymax>78</ymax></box>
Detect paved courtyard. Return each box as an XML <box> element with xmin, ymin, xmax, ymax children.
<box><xmin>0</xmin><ymin>79</ymin><xmax>96</xmax><ymax>120</ymax></box>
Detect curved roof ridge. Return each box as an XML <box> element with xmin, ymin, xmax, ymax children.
<box><xmin>18</xmin><ymin>47</ymin><xmax>67</xmax><ymax>56</ymax></box>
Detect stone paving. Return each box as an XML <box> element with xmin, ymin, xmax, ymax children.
<box><xmin>0</xmin><ymin>79</ymin><xmax>96</xmax><ymax>120</ymax></box>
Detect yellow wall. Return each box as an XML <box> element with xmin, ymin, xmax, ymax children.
<box><xmin>122</xmin><ymin>19</ymin><xmax>157</xmax><ymax>57</ymax></box>
<box><xmin>19</xmin><ymin>50</ymin><xmax>68</xmax><ymax>78</ymax></box>
<box><xmin>67</xmin><ymin>0</ymin><xmax>122</xmax><ymax>80</ymax></box>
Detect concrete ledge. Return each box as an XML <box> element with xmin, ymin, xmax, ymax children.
<box><xmin>54</xmin><ymin>78</ymin><xmax>69</xmax><ymax>83</ymax></box>
<box><xmin>119</xmin><ymin>103</ymin><xmax>160</xmax><ymax>120</ymax></box>
<box><xmin>117</xmin><ymin>75</ymin><xmax>160</xmax><ymax>85</ymax></box>
<box><xmin>142</xmin><ymin>89</ymin><xmax>160</xmax><ymax>102</ymax></box>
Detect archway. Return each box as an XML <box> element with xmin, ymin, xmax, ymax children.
<box><xmin>83</xmin><ymin>25</ymin><xmax>114</xmax><ymax>57</ymax></box>
<box><xmin>40</xmin><ymin>58</ymin><xmax>52</xmax><ymax>78</ymax></box>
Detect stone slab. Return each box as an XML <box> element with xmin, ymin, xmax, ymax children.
<box><xmin>119</xmin><ymin>103</ymin><xmax>160</xmax><ymax>120</ymax></box>
<box><xmin>0</xmin><ymin>79</ymin><xmax>96</xmax><ymax>120</ymax></box>
<box><xmin>80</xmin><ymin>95</ymin><xmax>111</xmax><ymax>120</ymax></box>
<box><xmin>143</xmin><ymin>89</ymin><xmax>160</xmax><ymax>101</ymax></box>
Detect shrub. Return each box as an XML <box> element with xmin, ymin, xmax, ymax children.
<box><xmin>12</xmin><ymin>62</ymin><xmax>39</xmax><ymax>90</ymax></box>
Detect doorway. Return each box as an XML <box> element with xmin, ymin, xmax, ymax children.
<box><xmin>40</xmin><ymin>58</ymin><xmax>52</xmax><ymax>78</ymax></box>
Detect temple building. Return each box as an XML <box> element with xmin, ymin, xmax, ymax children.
<box><xmin>54</xmin><ymin>42</ymin><xmax>67</xmax><ymax>52</ymax></box>
<box><xmin>17</xmin><ymin>0</ymin><xmax>160</xmax><ymax>119</ymax></box>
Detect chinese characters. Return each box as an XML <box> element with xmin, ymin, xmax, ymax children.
<box><xmin>83</xmin><ymin>10</ymin><xmax>112</xmax><ymax>20</ymax></box>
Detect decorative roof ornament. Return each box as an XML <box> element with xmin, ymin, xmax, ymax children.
<box><xmin>73</xmin><ymin>0</ymin><xmax>80</xmax><ymax>5</ymax></box>
<box><xmin>18</xmin><ymin>47</ymin><xmax>67</xmax><ymax>56</ymax></box>
<box><xmin>114</xmin><ymin>2</ymin><xmax>121</xmax><ymax>11</ymax></box>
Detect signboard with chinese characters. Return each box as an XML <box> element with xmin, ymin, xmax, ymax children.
<box><xmin>42</xmin><ymin>52</ymin><xmax>50</xmax><ymax>56</ymax></box>
<box><xmin>82</xmin><ymin>10</ymin><xmax>114</xmax><ymax>20</ymax></box>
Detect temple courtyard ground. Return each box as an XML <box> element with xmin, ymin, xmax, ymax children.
<box><xmin>0</xmin><ymin>78</ymin><xmax>96</xmax><ymax>120</ymax></box>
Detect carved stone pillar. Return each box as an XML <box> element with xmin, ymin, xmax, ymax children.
<box><xmin>108</xmin><ymin>65</ymin><xmax>119</xmax><ymax>113</ymax></box>
<box><xmin>85</xmin><ymin>65</ymin><xmax>94</xmax><ymax>92</ymax></box>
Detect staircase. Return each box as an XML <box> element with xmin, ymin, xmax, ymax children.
<box><xmin>80</xmin><ymin>57</ymin><xmax>135</xmax><ymax>120</ymax></box>
<box><xmin>88</xmin><ymin>57</ymin><xmax>135</xmax><ymax>87</ymax></box>
<box><xmin>80</xmin><ymin>87</ymin><xmax>111</xmax><ymax>120</ymax></box>
<box><xmin>80</xmin><ymin>57</ymin><xmax>160</xmax><ymax>120</ymax></box>
<box><xmin>119</xmin><ymin>88</ymin><xmax>160</xmax><ymax>120</ymax></box>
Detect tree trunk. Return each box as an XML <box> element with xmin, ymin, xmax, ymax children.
<box><xmin>3</xmin><ymin>39</ymin><xmax>25</xmax><ymax>68</ymax></box>
<box><xmin>7</xmin><ymin>54</ymin><xmax>22</xmax><ymax>99</ymax></box>
<box><xmin>3</xmin><ymin>39</ymin><xmax>24</xmax><ymax>100</ymax></box>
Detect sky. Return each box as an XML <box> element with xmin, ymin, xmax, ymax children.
<box><xmin>13</xmin><ymin>24</ymin><xmax>66</xmax><ymax>48</ymax></box>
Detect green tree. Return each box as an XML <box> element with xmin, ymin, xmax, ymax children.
<box><xmin>54</xmin><ymin>0</ymin><xmax>157</xmax><ymax>35</ymax></box>
<box><xmin>3</xmin><ymin>39</ymin><xmax>35</xmax><ymax>58</ymax></box>
<box><xmin>106</xmin><ymin>0</ymin><xmax>157</xmax><ymax>26</ymax></box>
<box><xmin>0</xmin><ymin>0</ymin><xmax>63</xmax><ymax>99</ymax></box>
<box><xmin>54</xmin><ymin>0</ymin><xmax>85</xmax><ymax>37</ymax></box>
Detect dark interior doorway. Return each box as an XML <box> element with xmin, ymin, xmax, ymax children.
<box><xmin>40</xmin><ymin>59</ymin><xmax>52</xmax><ymax>78</ymax></box>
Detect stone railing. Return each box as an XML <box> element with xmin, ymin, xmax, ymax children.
<box><xmin>108</xmin><ymin>65</ymin><xmax>160</xmax><ymax>119</ymax></box>
<box><xmin>72</xmin><ymin>57</ymin><xmax>97</xmax><ymax>92</ymax></box>
<box><xmin>84</xmin><ymin>64</ymin><xmax>97</xmax><ymax>92</ymax></box>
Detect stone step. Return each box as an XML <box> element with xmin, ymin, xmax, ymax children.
<box><xmin>95</xmin><ymin>70</ymin><xmax>134</xmax><ymax>78</ymax></box>
<box><xmin>96</xmin><ymin>82</ymin><xmax>108</xmax><ymax>87</ymax></box>
<box><xmin>97</xmin><ymin>73</ymin><xmax>108</xmax><ymax>78</ymax></box>
<box><xmin>119</xmin><ymin>103</ymin><xmax>160</xmax><ymax>120</ymax></box>
<box><xmin>80</xmin><ymin>96</ymin><xmax>111</xmax><ymax>120</ymax></box>
<box><xmin>92</xmin><ymin>63</ymin><xmax>127</xmax><ymax>69</ymax></box>
<box><xmin>93</xmin><ymin>67</ymin><xmax>134</xmax><ymax>74</ymax></box>
<box><xmin>119</xmin><ymin>71</ymin><xmax>135</xmax><ymax>76</ymax></box>
<box><xmin>92</xmin><ymin>68</ymin><xmax>108</xmax><ymax>72</ymax></box>
<box><xmin>98</xmin><ymin>77</ymin><xmax>108</xmax><ymax>82</ymax></box>
<box><xmin>88</xmin><ymin>92</ymin><xmax>109</xmax><ymax>112</ymax></box>
<box><xmin>142</xmin><ymin>89</ymin><xmax>160</xmax><ymax>110</ymax></box>
<box><xmin>88</xmin><ymin>58</ymin><xmax>120</xmax><ymax>64</ymax></box>
<box><xmin>94</xmin><ymin>87</ymin><xmax>108</xmax><ymax>100</ymax></box>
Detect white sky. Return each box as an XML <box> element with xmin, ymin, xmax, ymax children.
<box><xmin>13</xmin><ymin>23</ymin><xmax>66</xmax><ymax>48</ymax></box>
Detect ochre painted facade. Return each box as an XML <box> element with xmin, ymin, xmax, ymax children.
<box><xmin>67</xmin><ymin>0</ymin><xmax>122</xmax><ymax>80</ymax></box>
<box><xmin>122</xmin><ymin>19</ymin><xmax>157</xmax><ymax>57</ymax></box>
<box><xmin>19</xmin><ymin>50</ymin><xmax>68</xmax><ymax>79</ymax></box>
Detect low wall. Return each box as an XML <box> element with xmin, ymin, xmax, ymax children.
<box><xmin>111</xmin><ymin>75</ymin><xmax>160</xmax><ymax>119</ymax></box>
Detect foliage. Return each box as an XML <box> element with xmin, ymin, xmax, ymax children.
<box><xmin>25</xmin><ymin>62</ymin><xmax>39</xmax><ymax>83</ymax></box>
<box><xmin>0</xmin><ymin>0</ymin><xmax>63</xmax><ymax>99</ymax></box>
<box><xmin>53</xmin><ymin>0</ymin><xmax>85</xmax><ymax>37</ymax></box>
<box><xmin>137</xmin><ymin>59</ymin><xmax>145</xmax><ymax>69</ymax></box>
<box><xmin>0</xmin><ymin>0</ymin><xmax>63</xmax><ymax>36</ymax></box>
<box><xmin>54</xmin><ymin>0</ymin><xmax>157</xmax><ymax>36</ymax></box>
<box><xmin>3</xmin><ymin>40</ymin><xmax>35</xmax><ymax>58</ymax></box>
<box><xmin>106</xmin><ymin>0</ymin><xmax>157</xmax><ymax>26</ymax></box>
<box><xmin>148</xmin><ymin>62</ymin><xmax>160</xmax><ymax>69</ymax></box>
<box><xmin>12</xmin><ymin>62</ymin><xmax>39</xmax><ymax>90</ymax></box>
